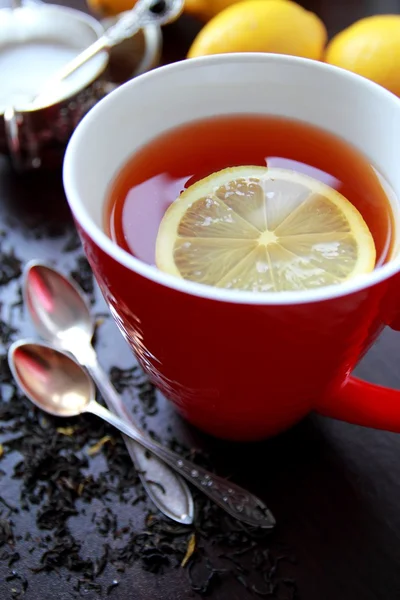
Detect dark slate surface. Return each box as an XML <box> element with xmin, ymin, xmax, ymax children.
<box><xmin>1</xmin><ymin>1</ymin><xmax>400</xmax><ymax>598</ymax></box>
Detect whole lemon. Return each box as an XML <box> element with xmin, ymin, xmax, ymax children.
<box><xmin>187</xmin><ymin>0</ymin><xmax>327</xmax><ymax>60</ymax></box>
<box><xmin>86</xmin><ymin>0</ymin><xmax>274</xmax><ymax>19</ymax></box>
<box><xmin>325</xmin><ymin>15</ymin><xmax>400</xmax><ymax>96</ymax></box>
<box><xmin>185</xmin><ymin>0</ymin><xmax>287</xmax><ymax>22</ymax></box>
<box><xmin>87</xmin><ymin>0</ymin><xmax>136</xmax><ymax>17</ymax></box>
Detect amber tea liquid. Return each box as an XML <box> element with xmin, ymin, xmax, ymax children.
<box><xmin>105</xmin><ymin>115</ymin><xmax>395</xmax><ymax>267</ymax></box>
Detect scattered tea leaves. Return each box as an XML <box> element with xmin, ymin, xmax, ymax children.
<box><xmin>0</xmin><ymin>248</ymin><xmax>22</xmax><ymax>286</ymax></box>
<box><xmin>0</xmin><ymin>518</ymin><xmax>14</xmax><ymax>547</ymax></box>
<box><xmin>70</xmin><ymin>256</ymin><xmax>95</xmax><ymax>302</ymax></box>
<box><xmin>109</xmin><ymin>366</ymin><xmax>139</xmax><ymax>394</ymax></box>
<box><xmin>110</xmin><ymin>365</ymin><xmax>158</xmax><ymax>416</ymax></box>
<box><xmin>0</xmin><ymin>223</ymin><xmax>297</xmax><ymax>599</ymax></box>
<box><xmin>0</xmin><ymin>320</ymin><xmax>18</xmax><ymax>346</ymax></box>
<box><xmin>5</xmin><ymin>571</ymin><xmax>28</xmax><ymax>598</ymax></box>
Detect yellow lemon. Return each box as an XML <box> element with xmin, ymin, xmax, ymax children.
<box><xmin>187</xmin><ymin>0</ymin><xmax>327</xmax><ymax>60</ymax></box>
<box><xmin>185</xmin><ymin>0</ymin><xmax>287</xmax><ymax>22</ymax></box>
<box><xmin>325</xmin><ymin>15</ymin><xmax>400</xmax><ymax>96</ymax></box>
<box><xmin>155</xmin><ymin>166</ymin><xmax>376</xmax><ymax>292</ymax></box>
<box><xmin>88</xmin><ymin>0</ymin><xmax>231</xmax><ymax>18</ymax></box>
<box><xmin>87</xmin><ymin>0</ymin><xmax>265</xmax><ymax>19</ymax></box>
<box><xmin>87</xmin><ymin>0</ymin><xmax>136</xmax><ymax>18</ymax></box>
<box><xmin>88</xmin><ymin>0</ymin><xmax>286</xmax><ymax>20</ymax></box>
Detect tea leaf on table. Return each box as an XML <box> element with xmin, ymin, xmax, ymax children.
<box><xmin>181</xmin><ymin>533</ymin><xmax>196</xmax><ymax>567</ymax></box>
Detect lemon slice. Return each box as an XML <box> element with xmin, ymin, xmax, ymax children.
<box><xmin>155</xmin><ymin>166</ymin><xmax>376</xmax><ymax>292</ymax></box>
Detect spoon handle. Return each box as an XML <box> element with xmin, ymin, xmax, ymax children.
<box><xmin>49</xmin><ymin>38</ymin><xmax>109</xmax><ymax>84</ymax></box>
<box><xmin>88</xmin><ymin>400</ymin><xmax>276</xmax><ymax>529</ymax></box>
<box><xmin>87</xmin><ymin>355</ymin><xmax>194</xmax><ymax>524</ymax></box>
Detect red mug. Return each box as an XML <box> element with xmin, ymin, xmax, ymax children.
<box><xmin>64</xmin><ymin>54</ymin><xmax>400</xmax><ymax>441</ymax></box>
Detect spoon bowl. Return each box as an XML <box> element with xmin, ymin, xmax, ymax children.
<box><xmin>24</xmin><ymin>261</ymin><xmax>93</xmax><ymax>348</ymax></box>
<box><xmin>9</xmin><ymin>340</ymin><xmax>92</xmax><ymax>417</ymax></box>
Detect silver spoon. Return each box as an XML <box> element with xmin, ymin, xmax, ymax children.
<box><xmin>9</xmin><ymin>341</ymin><xmax>276</xmax><ymax>529</ymax></box>
<box><xmin>33</xmin><ymin>0</ymin><xmax>183</xmax><ymax>106</ymax></box>
<box><xmin>23</xmin><ymin>260</ymin><xmax>193</xmax><ymax>525</ymax></box>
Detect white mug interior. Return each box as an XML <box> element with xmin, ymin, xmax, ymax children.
<box><xmin>63</xmin><ymin>53</ymin><xmax>400</xmax><ymax>306</ymax></box>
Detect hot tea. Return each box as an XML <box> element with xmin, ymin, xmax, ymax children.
<box><xmin>105</xmin><ymin>115</ymin><xmax>395</xmax><ymax>290</ymax></box>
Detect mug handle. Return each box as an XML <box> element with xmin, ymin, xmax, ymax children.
<box><xmin>315</xmin><ymin>376</ymin><xmax>400</xmax><ymax>432</ymax></box>
<box><xmin>316</xmin><ymin>278</ymin><xmax>400</xmax><ymax>431</ymax></box>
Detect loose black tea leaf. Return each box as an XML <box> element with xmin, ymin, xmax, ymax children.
<box><xmin>109</xmin><ymin>366</ymin><xmax>139</xmax><ymax>394</ymax></box>
<box><xmin>106</xmin><ymin>580</ymin><xmax>119</xmax><ymax>595</ymax></box>
<box><xmin>63</xmin><ymin>229</ymin><xmax>81</xmax><ymax>253</ymax></box>
<box><xmin>7</xmin><ymin>552</ymin><xmax>21</xmax><ymax>568</ymax></box>
<box><xmin>0</xmin><ymin>518</ymin><xmax>14</xmax><ymax>547</ymax></box>
<box><xmin>0</xmin><ymin>496</ymin><xmax>18</xmax><ymax>513</ymax></box>
<box><xmin>70</xmin><ymin>256</ymin><xmax>95</xmax><ymax>301</ymax></box>
<box><xmin>0</xmin><ymin>320</ymin><xmax>18</xmax><ymax>345</ymax></box>
<box><xmin>181</xmin><ymin>533</ymin><xmax>196</xmax><ymax>567</ymax></box>
<box><xmin>56</xmin><ymin>426</ymin><xmax>77</xmax><ymax>436</ymax></box>
<box><xmin>109</xmin><ymin>365</ymin><xmax>159</xmax><ymax>416</ymax></box>
<box><xmin>0</xmin><ymin>219</ymin><xmax>298</xmax><ymax>599</ymax></box>
<box><xmin>0</xmin><ymin>248</ymin><xmax>22</xmax><ymax>286</ymax></box>
<box><xmin>5</xmin><ymin>571</ymin><xmax>28</xmax><ymax>597</ymax></box>
<box><xmin>188</xmin><ymin>559</ymin><xmax>228</xmax><ymax>595</ymax></box>
<box><xmin>94</xmin><ymin>544</ymin><xmax>110</xmax><ymax>577</ymax></box>
<box><xmin>87</xmin><ymin>435</ymin><xmax>114</xmax><ymax>456</ymax></box>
